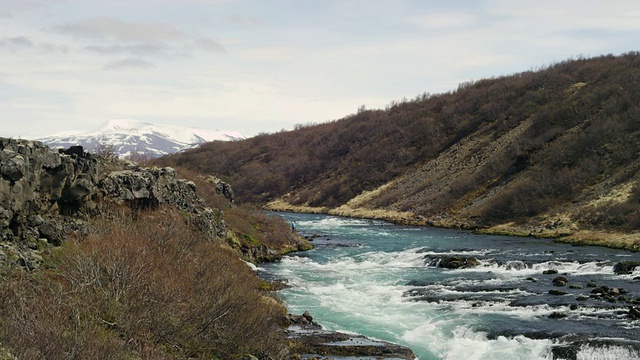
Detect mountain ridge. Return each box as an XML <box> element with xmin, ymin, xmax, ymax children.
<box><xmin>38</xmin><ymin>119</ymin><xmax>245</xmax><ymax>159</ymax></box>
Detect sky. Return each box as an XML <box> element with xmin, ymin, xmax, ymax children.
<box><xmin>1</xmin><ymin>0</ymin><xmax>639</xmax><ymax>139</ymax></box>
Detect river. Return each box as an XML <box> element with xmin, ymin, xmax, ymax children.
<box><xmin>260</xmin><ymin>212</ymin><xmax>640</xmax><ymax>360</ymax></box>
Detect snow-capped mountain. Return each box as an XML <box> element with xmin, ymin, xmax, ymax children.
<box><xmin>38</xmin><ymin>119</ymin><xmax>245</xmax><ymax>159</ymax></box>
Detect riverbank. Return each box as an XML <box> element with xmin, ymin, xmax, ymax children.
<box><xmin>265</xmin><ymin>201</ymin><xmax>640</xmax><ymax>252</ymax></box>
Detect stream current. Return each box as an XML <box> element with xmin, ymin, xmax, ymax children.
<box><xmin>260</xmin><ymin>213</ymin><xmax>640</xmax><ymax>360</ymax></box>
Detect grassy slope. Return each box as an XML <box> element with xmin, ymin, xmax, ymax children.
<box><xmin>158</xmin><ymin>53</ymin><xmax>640</xmax><ymax>250</ymax></box>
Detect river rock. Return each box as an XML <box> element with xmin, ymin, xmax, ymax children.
<box><xmin>629</xmin><ymin>307</ymin><xmax>640</xmax><ymax>320</ymax></box>
<box><xmin>543</xmin><ymin>269</ymin><xmax>559</xmax><ymax>274</ymax></box>
<box><xmin>426</xmin><ymin>256</ymin><xmax>480</xmax><ymax>269</ymax></box>
<box><xmin>552</xmin><ymin>344</ymin><xmax>579</xmax><ymax>360</ymax></box>
<box><xmin>614</xmin><ymin>261</ymin><xmax>640</xmax><ymax>275</ymax></box>
<box><xmin>548</xmin><ymin>312</ymin><xmax>567</xmax><ymax>319</ymax></box>
<box><xmin>552</xmin><ymin>276</ymin><xmax>568</xmax><ymax>286</ymax></box>
<box><xmin>549</xmin><ymin>289</ymin><xmax>568</xmax><ymax>296</ymax></box>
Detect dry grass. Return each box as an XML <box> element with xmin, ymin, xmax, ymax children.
<box><xmin>0</xmin><ymin>207</ymin><xmax>288</xmax><ymax>359</ymax></box>
<box><xmin>328</xmin><ymin>205</ymin><xmax>422</xmax><ymax>225</ymax></box>
<box><xmin>264</xmin><ymin>199</ymin><xmax>329</xmax><ymax>214</ymax></box>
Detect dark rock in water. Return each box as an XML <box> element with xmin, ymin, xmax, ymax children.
<box><xmin>553</xmin><ymin>276</ymin><xmax>568</xmax><ymax>286</ymax></box>
<box><xmin>526</xmin><ymin>277</ymin><xmax>537</xmax><ymax>282</ymax></box>
<box><xmin>576</xmin><ymin>296</ymin><xmax>589</xmax><ymax>301</ymax></box>
<box><xmin>629</xmin><ymin>306</ymin><xmax>640</xmax><ymax>320</ymax></box>
<box><xmin>549</xmin><ymin>289</ymin><xmax>568</xmax><ymax>296</ymax></box>
<box><xmin>614</xmin><ymin>261</ymin><xmax>640</xmax><ymax>275</ymax></box>
<box><xmin>287</xmin><ymin>312</ymin><xmax>416</xmax><ymax>359</ymax></box>
<box><xmin>609</xmin><ymin>288</ymin><xmax>620</xmax><ymax>296</ymax></box>
<box><xmin>302</xmin><ymin>311</ymin><xmax>314</xmax><ymax>323</ymax></box>
<box><xmin>569</xmin><ymin>284</ymin><xmax>582</xmax><ymax>289</ymax></box>
<box><xmin>543</xmin><ymin>269</ymin><xmax>559</xmax><ymax>275</ymax></box>
<box><xmin>548</xmin><ymin>312</ymin><xmax>567</xmax><ymax>319</ymax></box>
<box><xmin>287</xmin><ymin>312</ymin><xmax>320</xmax><ymax>327</ymax></box>
<box><xmin>552</xmin><ymin>339</ymin><xmax>640</xmax><ymax>360</ymax></box>
<box><xmin>551</xmin><ymin>344</ymin><xmax>579</xmax><ymax>360</ymax></box>
<box><xmin>570</xmin><ymin>304</ymin><xmax>579</xmax><ymax>310</ymax></box>
<box><xmin>426</xmin><ymin>256</ymin><xmax>480</xmax><ymax>269</ymax></box>
<box><xmin>587</xmin><ymin>282</ymin><xmax>598</xmax><ymax>288</ymax></box>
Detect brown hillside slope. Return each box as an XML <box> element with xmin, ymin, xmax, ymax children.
<box><xmin>157</xmin><ymin>53</ymin><xmax>640</xmax><ymax>250</ymax></box>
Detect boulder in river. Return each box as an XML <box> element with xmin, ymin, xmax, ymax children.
<box><xmin>549</xmin><ymin>289</ymin><xmax>568</xmax><ymax>296</ymax></box>
<box><xmin>614</xmin><ymin>261</ymin><xmax>640</xmax><ymax>275</ymax></box>
<box><xmin>552</xmin><ymin>276</ymin><xmax>568</xmax><ymax>286</ymax></box>
<box><xmin>426</xmin><ymin>256</ymin><xmax>480</xmax><ymax>269</ymax></box>
<box><xmin>548</xmin><ymin>312</ymin><xmax>567</xmax><ymax>319</ymax></box>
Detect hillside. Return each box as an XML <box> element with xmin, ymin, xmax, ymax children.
<box><xmin>157</xmin><ymin>53</ymin><xmax>640</xmax><ymax>250</ymax></box>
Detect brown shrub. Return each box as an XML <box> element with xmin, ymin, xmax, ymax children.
<box><xmin>0</xmin><ymin>207</ymin><xmax>287</xmax><ymax>359</ymax></box>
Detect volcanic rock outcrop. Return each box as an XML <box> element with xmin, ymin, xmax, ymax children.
<box><xmin>0</xmin><ymin>138</ymin><xmax>226</xmax><ymax>269</ymax></box>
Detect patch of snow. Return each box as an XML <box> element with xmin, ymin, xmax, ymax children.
<box><xmin>37</xmin><ymin>119</ymin><xmax>245</xmax><ymax>159</ymax></box>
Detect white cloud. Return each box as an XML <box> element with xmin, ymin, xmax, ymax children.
<box><xmin>408</xmin><ymin>13</ymin><xmax>478</xmax><ymax>31</ymax></box>
<box><xmin>194</xmin><ymin>38</ymin><xmax>226</xmax><ymax>53</ymax></box>
<box><xmin>103</xmin><ymin>58</ymin><xmax>155</xmax><ymax>70</ymax></box>
<box><xmin>6</xmin><ymin>36</ymin><xmax>34</xmax><ymax>47</ymax></box>
<box><xmin>84</xmin><ymin>43</ymin><xmax>170</xmax><ymax>57</ymax></box>
<box><xmin>52</xmin><ymin>17</ymin><xmax>187</xmax><ymax>43</ymax></box>
<box><xmin>2</xmin><ymin>0</ymin><xmax>640</xmax><ymax>139</ymax></box>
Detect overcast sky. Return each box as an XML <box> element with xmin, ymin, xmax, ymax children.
<box><xmin>1</xmin><ymin>0</ymin><xmax>639</xmax><ymax>139</ymax></box>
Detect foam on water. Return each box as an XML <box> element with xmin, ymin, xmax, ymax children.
<box><xmin>575</xmin><ymin>344</ymin><xmax>640</xmax><ymax>360</ymax></box>
<box><xmin>265</xmin><ymin>213</ymin><xmax>640</xmax><ymax>360</ymax></box>
<box><xmin>439</xmin><ymin>326</ymin><xmax>554</xmax><ymax>360</ymax></box>
<box><xmin>449</xmin><ymin>259</ymin><xmax>615</xmax><ymax>277</ymax></box>
<box><xmin>419</xmin><ymin>249</ymin><xmax>496</xmax><ymax>257</ymax></box>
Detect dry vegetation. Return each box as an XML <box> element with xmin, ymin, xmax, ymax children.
<box><xmin>171</xmin><ymin>166</ymin><xmax>312</xmax><ymax>261</ymax></box>
<box><xmin>0</xmin><ymin>207</ymin><xmax>289</xmax><ymax>359</ymax></box>
<box><xmin>157</xmin><ymin>53</ymin><xmax>640</xmax><ymax>244</ymax></box>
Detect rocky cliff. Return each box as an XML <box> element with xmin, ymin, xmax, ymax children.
<box><xmin>0</xmin><ymin>138</ymin><xmax>226</xmax><ymax>270</ymax></box>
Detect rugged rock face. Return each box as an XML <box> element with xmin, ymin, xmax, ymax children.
<box><xmin>0</xmin><ymin>138</ymin><xmax>226</xmax><ymax>269</ymax></box>
<box><xmin>101</xmin><ymin>167</ymin><xmax>226</xmax><ymax>238</ymax></box>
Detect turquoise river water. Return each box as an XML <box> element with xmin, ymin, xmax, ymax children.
<box><xmin>259</xmin><ymin>213</ymin><xmax>640</xmax><ymax>360</ymax></box>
